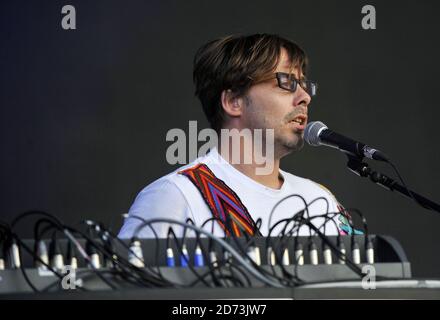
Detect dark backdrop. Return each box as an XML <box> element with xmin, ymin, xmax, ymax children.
<box><xmin>1</xmin><ymin>0</ymin><xmax>439</xmax><ymax>277</ymax></box>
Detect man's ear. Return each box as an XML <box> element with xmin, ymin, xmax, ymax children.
<box><xmin>221</xmin><ymin>89</ymin><xmax>243</xmax><ymax>117</ymax></box>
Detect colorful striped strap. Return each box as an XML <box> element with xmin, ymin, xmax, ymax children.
<box><xmin>178</xmin><ymin>163</ymin><xmax>261</xmax><ymax>237</ymax></box>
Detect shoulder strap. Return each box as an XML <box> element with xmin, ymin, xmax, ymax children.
<box><xmin>178</xmin><ymin>163</ymin><xmax>261</xmax><ymax>237</ymax></box>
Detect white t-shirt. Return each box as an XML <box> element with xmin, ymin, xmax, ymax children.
<box><xmin>118</xmin><ymin>148</ymin><xmax>343</xmax><ymax>238</ymax></box>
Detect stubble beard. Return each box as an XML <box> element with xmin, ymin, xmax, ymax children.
<box><xmin>243</xmin><ymin>94</ymin><xmax>304</xmax><ymax>158</ymax></box>
<box><xmin>274</xmin><ymin>128</ymin><xmax>305</xmax><ymax>159</ymax></box>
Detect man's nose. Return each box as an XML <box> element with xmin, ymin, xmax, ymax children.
<box><xmin>293</xmin><ymin>84</ymin><xmax>311</xmax><ymax>108</ymax></box>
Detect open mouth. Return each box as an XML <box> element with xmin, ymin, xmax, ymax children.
<box><xmin>289</xmin><ymin>114</ymin><xmax>308</xmax><ymax>126</ymax></box>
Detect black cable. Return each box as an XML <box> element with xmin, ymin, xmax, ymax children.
<box><xmin>131</xmin><ymin>217</ymin><xmax>285</xmax><ymax>287</ymax></box>
<box><xmin>387</xmin><ymin>160</ymin><xmax>425</xmax><ymax>209</ymax></box>
<box><xmin>164</xmin><ymin>221</ymin><xmax>214</xmax><ymax>287</ymax></box>
<box><xmin>123</xmin><ymin>216</ymin><xmax>186</xmax><ymax>287</ymax></box>
<box><xmin>200</xmin><ymin>217</ymin><xmax>242</xmax><ymax>288</ymax></box>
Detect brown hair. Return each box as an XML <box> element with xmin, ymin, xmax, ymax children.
<box><xmin>193</xmin><ymin>33</ymin><xmax>308</xmax><ymax>132</ymax></box>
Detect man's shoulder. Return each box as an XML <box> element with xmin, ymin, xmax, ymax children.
<box><xmin>280</xmin><ymin>169</ymin><xmax>338</xmax><ymax>199</ymax></box>
<box><xmin>137</xmin><ymin>168</ymin><xmax>188</xmax><ymax>196</ymax></box>
<box><xmin>137</xmin><ymin>154</ymin><xmax>211</xmax><ymax>196</ymax></box>
<box><xmin>128</xmin><ymin>161</ymin><xmax>205</xmax><ymax>219</ymax></box>
<box><xmin>280</xmin><ymin>169</ymin><xmax>317</xmax><ymax>187</ymax></box>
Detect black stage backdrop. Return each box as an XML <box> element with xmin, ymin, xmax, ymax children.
<box><xmin>1</xmin><ymin>0</ymin><xmax>439</xmax><ymax>277</ymax></box>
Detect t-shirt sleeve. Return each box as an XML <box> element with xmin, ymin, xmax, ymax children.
<box><xmin>313</xmin><ymin>182</ymin><xmax>347</xmax><ymax>235</ymax></box>
<box><xmin>118</xmin><ymin>177</ymin><xmax>195</xmax><ymax>239</ymax></box>
<box><xmin>315</xmin><ymin>182</ymin><xmax>362</xmax><ymax>235</ymax></box>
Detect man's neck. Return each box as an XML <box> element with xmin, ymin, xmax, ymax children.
<box><xmin>217</xmin><ymin>140</ymin><xmax>283</xmax><ymax>190</ymax></box>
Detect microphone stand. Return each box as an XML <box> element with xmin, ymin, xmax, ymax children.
<box><xmin>346</xmin><ymin>155</ymin><xmax>440</xmax><ymax>214</ymax></box>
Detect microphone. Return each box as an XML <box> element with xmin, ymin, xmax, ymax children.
<box><xmin>304</xmin><ymin>121</ymin><xmax>389</xmax><ymax>162</ymax></box>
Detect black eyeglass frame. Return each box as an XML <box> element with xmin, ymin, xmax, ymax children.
<box><xmin>274</xmin><ymin>72</ymin><xmax>318</xmax><ymax>97</ymax></box>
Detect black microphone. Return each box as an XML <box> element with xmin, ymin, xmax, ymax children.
<box><xmin>304</xmin><ymin>121</ymin><xmax>389</xmax><ymax>162</ymax></box>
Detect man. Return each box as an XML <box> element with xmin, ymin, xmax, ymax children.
<box><xmin>119</xmin><ymin>34</ymin><xmax>351</xmax><ymax>239</ymax></box>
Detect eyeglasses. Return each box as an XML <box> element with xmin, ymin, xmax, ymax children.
<box><xmin>275</xmin><ymin>72</ymin><xmax>318</xmax><ymax>97</ymax></box>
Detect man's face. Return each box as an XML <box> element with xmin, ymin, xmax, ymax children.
<box><xmin>241</xmin><ymin>48</ymin><xmax>312</xmax><ymax>157</ymax></box>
